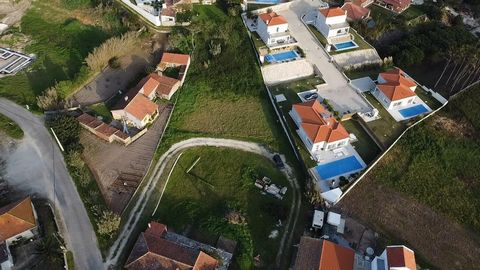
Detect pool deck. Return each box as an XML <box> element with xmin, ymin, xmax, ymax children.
<box><xmin>308</xmin><ymin>145</ymin><xmax>366</xmax><ymax>193</ymax></box>
<box><xmin>386</xmin><ymin>97</ymin><xmax>432</xmax><ymax>122</ymax></box>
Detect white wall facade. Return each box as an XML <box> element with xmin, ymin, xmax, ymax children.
<box><xmin>315</xmin><ymin>12</ymin><xmax>350</xmax><ymax>39</ymax></box>
<box><xmin>257</xmin><ymin>19</ymin><xmax>290</xmax><ymax>46</ymax></box>
<box><xmin>112</xmin><ymin>110</ymin><xmax>151</xmax><ymax>129</ymax></box>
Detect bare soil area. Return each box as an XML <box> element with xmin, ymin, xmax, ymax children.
<box><xmin>0</xmin><ymin>0</ymin><xmax>31</xmax><ymax>26</ymax></box>
<box><xmin>336</xmin><ymin>177</ymin><xmax>480</xmax><ymax>269</ymax></box>
<box><xmin>80</xmin><ymin>103</ymin><xmax>173</xmax><ymax>214</ymax></box>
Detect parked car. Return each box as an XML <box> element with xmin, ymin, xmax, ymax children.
<box><xmin>273</xmin><ymin>154</ymin><xmax>284</xmax><ymax>169</ymax></box>
<box><xmin>304</xmin><ymin>93</ymin><xmax>318</xmax><ymax>101</ymax></box>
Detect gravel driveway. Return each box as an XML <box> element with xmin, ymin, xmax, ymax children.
<box><xmin>0</xmin><ymin>98</ymin><xmax>104</xmax><ymax>270</ymax></box>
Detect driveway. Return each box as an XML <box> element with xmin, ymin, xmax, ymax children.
<box><xmin>105</xmin><ymin>138</ymin><xmax>301</xmax><ymax>269</ymax></box>
<box><xmin>0</xmin><ymin>99</ymin><xmax>104</xmax><ymax>270</ymax></box>
<box><xmin>276</xmin><ymin>0</ymin><xmax>373</xmax><ymax>114</ymax></box>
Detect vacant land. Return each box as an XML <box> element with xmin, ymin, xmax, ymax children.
<box><xmin>0</xmin><ymin>0</ymin><xmax>127</xmax><ymax>107</ymax></box>
<box><xmin>337</xmin><ymin>86</ymin><xmax>480</xmax><ymax>269</ymax></box>
<box><xmin>155</xmin><ymin>147</ymin><xmax>292</xmax><ymax>269</ymax></box>
<box><xmin>0</xmin><ymin>113</ymin><xmax>23</xmax><ymax>139</ymax></box>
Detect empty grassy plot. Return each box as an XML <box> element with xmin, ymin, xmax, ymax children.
<box><xmin>0</xmin><ymin>114</ymin><xmax>23</xmax><ymax>139</ymax></box>
<box><xmin>341</xmin><ymin>119</ymin><xmax>381</xmax><ymax>165</ymax></box>
<box><xmin>154</xmin><ymin>147</ymin><xmax>292</xmax><ymax>269</ymax></box>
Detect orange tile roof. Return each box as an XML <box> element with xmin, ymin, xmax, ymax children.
<box><xmin>378</xmin><ymin>68</ymin><xmax>417</xmax><ymax>101</ymax></box>
<box><xmin>141</xmin><ymin>75</ymin><xmax>160</xmax><ymax>97</ymax></box>
<box><xmin>319</xmin><ymin>240</ymin><xmax>355</xmax><ymax>270</ymax></box>
<box><xmin>292</xmin><ymin>100</ymin><xmax>349</xmax><ymax>144</ymax></box>
<box><xmin>387</xmin><ymin>246</ymin><xmax>417</xmax><ymax>270</ymax></box>
<box><xmin>95</xmin><ymin>123</ymin><xmax>119</xmax><ymax>137</ymax></box>
<box><xmin>319</xmin><ymin>7</ymin><xmax>346</xmax><ymax>18</ymax></box>
<box><xmin>154</xmin><ymin>75</ymin><xmax>180</xmax><ymax>96</ymax></box>
<box><xmin>342</xmin><ymin>3</ymin><xmax>370</xmax><ymax>20</ymax></box>
<box><xmin>259</xmin><ymin>12</ymin><xmax>288</xmax><ymax>26</ymax></box>
<box><xmin>0</xmin><ymin>197</ymin><xmax>36</xmax><ymax>242</ymax></box>
<box><xmin>192</xmin><ymin>251</ymin><xmax>218</xmax><ymax>270</ymax></box>
<box><xmin>161</xmin><ymin>53</ymin><xmax>190</xmax><ymax>66</ymax></box>
<box><xmin>124</xmin><ymin>94</ymin><xmax>158</xmax><ymax>121</ymax></box>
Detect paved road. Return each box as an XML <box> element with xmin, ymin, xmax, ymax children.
<box><xmin>0</xmin><ymin>99</ymin><xmax>104</xmax><ymax>270</ymax></box>
<box><xmin>277</xmin><ymin>0</ymin><xmax>372</xmax><ymax>114</ymax></box>
<box><xmin>105</xmin><ymin>138</ymin><xmax>301</xmax><ymax>269</ymax></box>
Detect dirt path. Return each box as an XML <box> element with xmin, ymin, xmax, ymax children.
<box><xmin>105</xmin><ymin>138</ymin><xmax>301</xmax><ymax>269</ymax></box>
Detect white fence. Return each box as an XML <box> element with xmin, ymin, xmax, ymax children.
<box><xmin>119</xmin><ymin>0</ymin><xmax>162</xmax><ymax>26</ymax></box>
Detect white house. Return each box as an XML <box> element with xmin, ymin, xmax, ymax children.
<box><xmin>372</xmin><ymin>245</ymin><xmax>417</xmax><ymax>270</ymax></box>
<box><xmin>290</xmin><ymin>100</ymin><xmax>350</xmax><ymax>155</ymax></box>
<box><xmin>371</xmin><ymin>68</ymin><xmax>417</xmax><ymax>110</ymax></box>
<box><xmin>314</xmin><ymin>7</ymin><xmax>351</xmax><ymax>44</ymax></box>
<box><xmin>256</xmin><ymin>12</ymin><xmax>295</xmax><ymax>48</ymax></box>
<box><xmin>0</xmin><ymin>197</ymin><xmax>38</xmax><ymax>270</ymax></box>
<box><xmin>111</xmin><ymin>91</ymin><xmax>159</xmax><ymax>129</ymax></box>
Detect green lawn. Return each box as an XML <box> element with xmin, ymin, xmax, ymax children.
<box><xmin>342</xmin><ymin>119</ymin><xmax>381</xmax><ymax>165</ymax></box>
<box><xmin>415</xmin><ymin>87</ymin><xmax>443</xmax><ymax>110</ymax></box>
<box><xmin>247</xmin><ymin>3</ymin><xmax>275</xmax><ymax>11</ymax></box>
<box><xmin>154</xmin><ymin>147</ymin><xmax>292</xmax><ymax>269</ymax></box>
<box><xmin>0</xmin><ymin>113</ymin><xmax>24</xmax><ymax>139</ymax></box>
<box><xmin>308</xmin><ymin>25</ymin><xmax>328</xmax><ymax>47</ymax></box>
<box><xmin>399</xmin><ymin>5</ymin><xmax>425</xmax><ymax>21</ymax></box>
<box><xmin>251</xmin><ymin>31</ymin><xmax>268</xmax><ymax>52</ymax></box>
<box><xmin>308</xmin><ymin>25</ymin><xmax>372</xmax><ymax>55</ymax></box>
<box><xmin>89</xmin><ymin>103</ymin><xmax>113</xmax><ymax>122</ymax></box>
<box><xmin>344</xmin><ymin>65</ymin><xmax>385</xmax><ymax>80</ymax></box>
<box><xmin>363</xmin><ymin>92</ymin><xmax>406</xmax><ymax>146</ymax></box>
<box><xmin>0</xmin><ymin>0</ymin><xmax>113</xmax><ymax>108</ymax></box>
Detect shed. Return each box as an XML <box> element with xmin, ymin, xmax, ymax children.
<box><xmin>312</xmin><ymin>210</ymin><xmax>325</xmax><ymax>229</ymax></box>
<box><xmin>327</xmin><ymin>212</ymin><xmax>341</xmax><ymax>227</ymax></box>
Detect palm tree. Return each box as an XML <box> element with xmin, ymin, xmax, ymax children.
<box><xmin>32</xmin><ymin>236</ymin><xmax>63</xmax><ymax>269</ymax></box>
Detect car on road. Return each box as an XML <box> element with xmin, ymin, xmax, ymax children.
<box><xmin>273</xmin><ymin>154</ymin><xmax>285</xmax><ymax>169</ymax></box>
<box><xmin>304</xmin><ymin>93</ymin><xmax>318</xmax><ymax>101</ymax></box>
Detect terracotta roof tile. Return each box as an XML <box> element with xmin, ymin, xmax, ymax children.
<box><xmin>161</xmin><ymin>53</ymin><xmax>190</xmax><ymax>66</ymax></box>
<box><xmin>319</xmin><ymin>240</ymin><xmax>355</xmax><ymax>270</ymax></box>
<box><xmin>153</xmin><ymin>75</ymin><xmax>180</xmax><ymax>96</ymax></box>
<box><xmin>381</xmin><ymin>0</ymin><xmax>411</xmax><ymax>11</ymax></box>
<box><xmin>192</xmin><ymin>251</ymin><xmax>218</xmax><ymax>270</ymax></box>
<box><xmin>124</xmin><ymin>94</ymin><xmax>158</xmax><ymax>122</ymax></box>
<box><xmin>141</xmin><ymin>75</ymin><xmax>160</xmax><ymax>97</ymax></box>
<box><xmin>0</xmin><ymin>197</ymin><xmax>36</xmax><ymax>242</ymax></box>
<box><xmin>378</xmin><ymin>68</ymin><xmax>417</xmax><ymax>101</ymax></box>
<box><xmin>95</xmin><ymin>123</ymin><xmax>118</xmax><ymax>137</ymax></box>
<box><xmin>77</xmin><ymin>113</ymin><xmax>103</xmax><ymax>129</ymax></box>
<box><xmin>342</xmin><ymin>3</ymin><xmax>370</xmax><ymax>20</ymax></box>
<box><xmin>387</xmin><ymin>246</ymin><xmax>417</xmax><ymax>270</ymax></box>
<box><xmin>295</xmin><ymin>237</ymin><xmax>323</xmax><ymax>269</ymax></box>
<box><xmin>292</xmin><ymin>100</ymin><xmax>349</xmax><ymax>143</ymax></box>
<box><xmin>259</xmin><ymin>12</ymin><xmax>288</xmax><ymax>26</ymax></box>
<box><xmin>319</xmin><ymin>7</ymin><xmax>346</xmax><ymax>18</ymax></box>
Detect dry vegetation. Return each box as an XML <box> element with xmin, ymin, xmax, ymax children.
<box><xmin>85</xmin><ymin>31</ymin><xmax>144</xmax><ymax>72</ymax></box>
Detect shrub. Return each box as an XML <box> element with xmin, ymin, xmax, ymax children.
<box><xmin>97</xmin><ymin>210</ymin><xmax>121</xmax><ymax>236</ymax></box>
<box><xmin>36</xmin><ymin>86</ymin><xmax>64</xmax><ymax>111</ymax></box>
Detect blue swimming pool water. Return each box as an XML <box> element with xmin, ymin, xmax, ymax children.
<box><xmin>314</xmin><ymin>156</ymin><xmax>364</xmax><ymax>180</ymax></box>
<box><xmin>399</xmin><ymin>104</ymin><xmax>429</xmax><ymax>118</ymax></box>
<box><xmin>265</xmin><ymin>50</ymin><xmax>298</xmax><ymax>63</ymax></box>
<box><xmin>333</xmin><ymin>41</ymin><xmax>358</xmax><ymax>51</ymax></box>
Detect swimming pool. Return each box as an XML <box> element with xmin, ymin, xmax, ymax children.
<box><xmin>333</xmin><ymin>41</ymin><xmax>359</xmax><ymax>51</ymax></box>
<box><xmin>399</xmin><ymin>104</ymin><xmax>429</xmax><ymax>119</ymax></box>
<box><xmin>265</xmin><ymin>50</ymin><xmax>299</xmax><ymax>63</ymax></box>
<box><xmin>314</xmin><ymin>155</ymin><xmax>364</xmax><ymax>180</ymax></box>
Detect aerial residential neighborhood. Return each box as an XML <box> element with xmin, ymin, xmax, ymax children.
<box><xmin>0</xmin><ymin>0</ymin><xmax>479</xmax><ymax>269</ymax></box>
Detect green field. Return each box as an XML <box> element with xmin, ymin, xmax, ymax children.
<box><xmin>154</xmin><ymin>147</ymin><xmax>292</xmax><ymax>269</ymax></box>
<box><xmin>0</xmin><ymin>0</ymin><xmax>123</xmax><ymax>108</ymax></box>
<box><xmin>0</xmin><ymin>113</ymin><xmax>23</xmax><ymax>139</ymax></box>
<box><xmin>342</xmin><ymin>119</ymin><xmax>381</xmax><ymax>165</ymax></box>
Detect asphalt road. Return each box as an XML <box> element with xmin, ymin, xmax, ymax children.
<box><xmin>0</xmin><ymin>99</ymin><xmax>104</xmax><ymax>270</ymax></box>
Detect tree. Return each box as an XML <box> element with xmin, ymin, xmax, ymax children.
<box><xmin>46</xmin><ymin>114</ymin><xmax>82</xmax><ymax>153</ymax></box>
<box><xmin>33</xmin><ymin>236</ymin><xmax>62</xmax><ymax>268</ymax></box>
<box><xmin>208</xmin><ymin>40</ymin><xmax>222</xmax><ymax>57</ymax></box>
<box><xmin>97</xmin><ymin>210</ymin><xmax>121</xmax><ymax>236</ymax></box>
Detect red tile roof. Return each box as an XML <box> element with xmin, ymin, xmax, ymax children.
<box><xmin>141</xmin><ymin>75</ymin><xmax>160</xmax><ymax>97</ymax></box>
<box><xmin>378</xmin><ymin>68</ymin><xmax>417</xmax><ymax>101</ymax></box>
<box><xmin>342</xmin><ymin>3</ymin><xmax>370</xmax><ymax>20</ymax></box>
<box><xmin>319</xmin><ymin>7</ymin><xmax>346</xmax><ymax>18</ymax></box>
<box><xmin>95</xmin><ymin>123</ymin><xmax>118</xmax><ymax>137</ymax></box>
<box><xmin>292</xmin><ymin>100</ymin><xmax>349</xmax><ymax>144</ymax></box>
<box><xmin>124</xmin><ymin>94</ymin><xmax>158</xmax><ymax>121</ymax></box>
<box><xmin>126</xmin><ymin>222</ymin><xmax>218</xmax><ymax>270</ymax></box>
<box><xmin>161</xmin><ymin>53</ymin><xmax>190</xmax><ymax>66</ymax></box>
<box><xmin>381</xmin><ymin>0</ymin><xmax>411</xmax><ymax>12</ymax></box>
<box><xmin>0</xmin><ymin>197</ymin><xmax>36</xmax><ymax>242</ymax></box>
<box><xmin>259</xmin><ymin>12</ymin><xmax>288</xmax><ymax>26</ymax></box>
<box><xmin>295</xmin><ymin>237</ymin><xmax>355</xmax><ymax>270</ymax></box>
<box><xmin>346</xmin><ymin>0</ymin><xmax>373</xmax><ymax>7</ymax></box>
<box><xmin>77</xmin><ymin>113</ymin><xmax>103</xmax><ymax>129</ymax></box>
<box><xmin>387</xmin><ymin>246</ymin><xmax>417</xmax><ymax>270</ymax></box>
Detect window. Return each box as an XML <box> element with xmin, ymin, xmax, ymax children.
<box><xmin>276</xmin><ymin>27</ymin><xmax>279</xmax><ymax>32</ymax></box>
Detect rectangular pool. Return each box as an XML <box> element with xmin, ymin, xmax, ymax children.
<box><xmin>314</xmin><ymin>155</ymin><xmax>364</xmax><ymax>180</ymax></box>
<box><xmin>399</xmin><ymin>104</ymin><xmax>429</xmax><ymax>119</ymax></box>
<box><xmin>333</xmin><ymin>41</ymin><xmax>359</xmax><ymax>51</ymax></box>
<box><xmin>265</xmin><ymin>50</ymin><xmax>299</xmax><ymax>63</ymax></box>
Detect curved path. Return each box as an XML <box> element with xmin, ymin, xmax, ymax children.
<box><xmin>0</xmin><ymin>99</ymin><xmax>103</xmax><ymax>270</ymax></box>
<box><xmin>106</xmin><ymin>138</ymin><xmax>301</xmax><ymax>268</ymax></box>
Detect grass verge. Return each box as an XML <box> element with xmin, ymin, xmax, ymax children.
<box><xmin>0</xmin><ymin>113</ymin><xmax>24</xmax><ymax>139</ymax></box>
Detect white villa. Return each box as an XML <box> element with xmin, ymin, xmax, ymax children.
<box><xmin>290</xmin><ymin>100</ymin><xmax>350</xmax><ymax>156</ymax></box>
<box><xmin>256</xmin><ymin>12</ymin><xmax>296</xmax><ymax>49</ymax></box>
<box><xmin>372</xmin><ymin>68</ymin><xmax>417</xmax><ymax>110</ymax></box>
<box><xmin>372</xmin><ymin>245</ymin><xmax>417</xmax><ymax>270</ymax></box>
<box><xmin>314</xmin><ymin>7</ymin><xmax>352</xmax><ymax>44</ymax></box>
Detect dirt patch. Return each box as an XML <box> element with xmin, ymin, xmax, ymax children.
<box><xmin>430</xmin><ymin>115</ymin><xmax>476</xmax><ymax>138</ymax></box>
<box><xmin>80</xmin><ymin>103</ymin><xmax>173</xmax><ymax>213</ymax></box>
<box><xmin>0</xmin><ymin>0</ymin><xmax>31</xmax><ymax>26</ymax></box>
<box><xmin>337</xmin><ymin>177</ymin><xmax>480</xmax><ymax>269</ymax></box>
